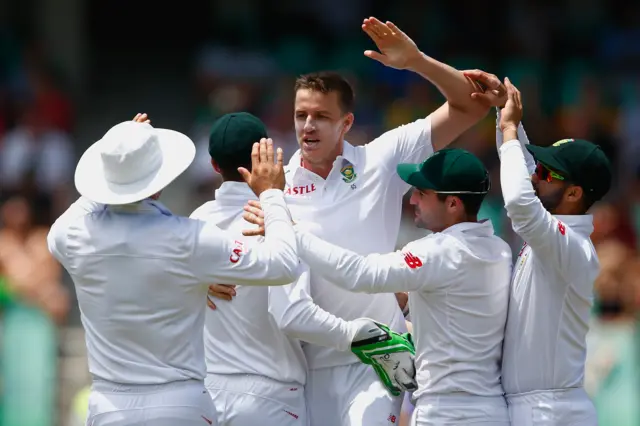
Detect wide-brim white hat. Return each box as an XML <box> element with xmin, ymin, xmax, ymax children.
<box><xmin>75</xmin><ymin>120</ymin><xmax>196</xmax><ymax>205</ymax></box>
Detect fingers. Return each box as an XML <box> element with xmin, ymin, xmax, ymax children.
<box><xmin>243</xmin><ymin>211</ymin><xmax>265</xmax><ymax>227</ymax></box>
<box><xmin>275</xmin><ymin>147</ymin><xmax>284</xmax><ymax>169</ymax></box>
<box><xmin>244</xmin><ymin>203</ymin><xmax>265</xmax><ymax>217</ymax></box>
<box><xmin>249</xmin><ymin>141</ymin><xmax>259</xmax><ymax>171</ymax></box>
<box><xmin>364</xmin><ymin>50</ymin><xmax>387</xmax><ymax>64</ymax></box>
<box><xmin>242</xmin><ymin>228</ymin><xmax>265</xmax><ymax>237</ymax></box>
<box><xmin>133</xmin><ymin>113</ymin><xmax>149</xmax><ymax>123</ymax></box>
<box><xmin>207</xmin><ymin>298</ymin><xmax>217</xmax><ymax>310</ymax></box>
<box><xmin>209</xmin><ymin>284</ymin><xmax>236</xmax><ymax>298</ymax></box>
<box><xmin>247</xmin><ymin>200</ymin><xmax>263</xmax><ymax>210</ymax></box>
<box><xmin>237</xmin><ymin>167</ymin><xmax>251</xmax><ymax>184</ymax></box>
<box><xmin>265</xmin><ymin>138</ymin><xmax>274</xmax><ymax>164</ymax></box>
<box><xmin>259</xmin><ymin>138</ymin><xmax>268</xmax><ymax>164</ymax></box>
<box><xmin>386</xmin><ymin>21</ymin><xmax>402</xmax><ymax>36</ymax></box>
<box><xmin>470</xmin><ymin>92</ymin><xmax>498</xmax><ymax>107</ymax></box>
<box><xmin>463</xmin><ymin>70</ymin><xmax>501</xmax><ymax>90</ymax></box>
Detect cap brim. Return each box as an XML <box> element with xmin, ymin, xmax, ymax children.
<box><xmin>525</xmin><ymin>145</ymin><xmax>569</xmax><ymax>175</ymax></box>
<box><xmin>396</xmin><ymin>163</ymin><xmax>436</xmax><ymax>190</ymax></box>
<box><xmin>74</xmin><ymin>128</ymin><xmax>196</xmax><ymax>205</ymax></box>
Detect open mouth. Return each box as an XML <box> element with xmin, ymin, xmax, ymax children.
<box><xmin>302</xmin><ymin>137</ymin><xmax>320</xmax><ymax>149</ymax></box>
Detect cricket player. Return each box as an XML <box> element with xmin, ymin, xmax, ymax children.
<box><xmin>247</xmin><ymin>148</ymin><xmax>513</xmax><ymax>425</ymax></box>
<box><xmin>239</xmin><ymin>17</ymin><xmax>502</xmax><ymax>426</ymax></box>
<box><xmin>468</xmin><ymin>73</ymin><xmax>611</xmax><ymax>425</ymax></box>
<box><xmin>47</xmin><ymin>114</ymin><xmax>300</xmax><ymax>426</ymax></box>
<box><xmin>193</xmin><ymin>112</ymin><xmax>416</xmax><ymax>426</ymax></box>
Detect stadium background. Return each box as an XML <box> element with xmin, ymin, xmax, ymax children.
<box><xmin>0</xmin><ymin>0</ymin><xmax>638</xmax><ymax>424</ymax></box>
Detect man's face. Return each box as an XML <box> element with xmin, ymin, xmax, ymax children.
<box><xmin>409</xmin><ymin>188</ymin><xmax>448</xmax><ymax>233</ymax></box>
<box><xmin>294</xmin><ymin>89</ymin><xmax>353</xmax><ymax>167</ymax></box>
<box><xmin>531</xmin><ymin>162</ymin><xmax>569</xmax><ymax>213</ymax></box>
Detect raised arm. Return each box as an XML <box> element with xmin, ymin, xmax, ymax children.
<box><xmin>497</xmin><ymin>78</ymin><xmax>591</xmax><ymax>274</ymax></box>
<box><xmin>191</xmin><ymin>189</ymin><xmax>299</xmax><ymax>287</ymax></box>
<box><xmin>296</xmin><ymin>230</ymin><xmax>452</xmax><ymax>294</ymax></box>
<box><xmin>362</xmin><ymin>18</ymin><xmax>497</xmax><ymax>163</ymax></box>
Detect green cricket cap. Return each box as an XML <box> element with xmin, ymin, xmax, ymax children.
<box><xmin>526</xmin><ymin>138</ymin><xmax>612</xmax><ymax>201</ymax></box>
<box><xmin>396</xmin><ymin>148</ymin><xmax>490</xmax><ymax>194</ymax></box>
<box><xmin>208</xmin><ymin>112</ymin><xmax>267</xmax><ymax>166</ymax></box>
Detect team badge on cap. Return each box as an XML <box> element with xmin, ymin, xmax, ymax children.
<box><xmin>553</xmin><ymin>138</ymin><xmax>574</xmax><ymax>147</ymax></box>
<box><xmin>341</xmin><ymin>164</ymin><xmax>357</xmax><ymax>183</ymax></box>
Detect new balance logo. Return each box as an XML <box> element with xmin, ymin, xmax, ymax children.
<box><xmin>284</xmin><ymin>410</ymin><xmax>299</xmax><ymax>419</ymax></box>
<box><xmin>403</xmin><ymin>252</ymin><xmax>422</xmax><ymax>269</ymax></box>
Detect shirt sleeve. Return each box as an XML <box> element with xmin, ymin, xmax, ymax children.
<box><xmin>499</xmin><ymin>140</ymin><xmax>592</xmax><ymax>278</ymax></box>
<box><xmin>296</xmin><ymin>230</ymin><xmax>455</xmax><ymax>293</ymax></box>
<box><xmin>268</xmin><ymin>262</ymin><xmax>358</xmax><ymax>351</ymax></box>
<box><xmin>365</xmin><ymin>117</ymin><xmax>434</xmax><ymax>193</ymax></box>
<box><xmin>190</xmin><ymin>189</ymin><xmax>300</xmax><ymax>287</ymax></box>
<box><xmin>495</xmin><ymin>108</ymin><xmax>536</xmax><ymax>175</ymax></box>
<box><xmin>47</xmin><ymin>196</ymin><xmax>106</xmax><ymax>269</ymax></box>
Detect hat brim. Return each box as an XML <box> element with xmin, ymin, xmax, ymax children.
<box><xmin>396</xmin><ymin>163</ymin><xmax>436</xmax><ymax>190</ymax></box>
<box><xmin>74</xmin><ymin>128</ymin><xmax>196</xmax><ymax>205</ymax></box>
<box><xmin>525</xmin><ymin>145</ymin><xmax>570</xmax><ymax>176</ymax></box>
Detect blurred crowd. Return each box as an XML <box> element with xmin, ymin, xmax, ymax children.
<box><xmin>1</xmin><ymin>0</ymin><xmax>640</xmax><ymax>423</ymax></box>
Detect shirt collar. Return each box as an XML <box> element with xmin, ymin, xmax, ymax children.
<box><xmin>107</xmin><ymin>199</ymin><xmax>173</xmax><ymax>216</ymax></box>
<box><xmin>441</xmin><ymin>219</ymin><xmax>495</xmax><ymax>237</ymax></box>
<box><xmin>288</xmin><ymin>140</ymin><xmax>359</xmax><ymax>173</ymax></box>
<box><xmin>214</xmin><ymin>181</ymin><xmax>257</xmax><ymax>204</ymax></box>
<box><xmin>553</xmin><ymin>214</ymin><xmax>594</xmax><ymax>236</ymax></box>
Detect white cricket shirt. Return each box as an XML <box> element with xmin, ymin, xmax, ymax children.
<box><xmin>296</xmin><ymin>220</ymin><xmax>513</xmax><ymax>398</ymax></box>
<box><xmin>47</xmin><ymin>190</ymin><xmax>298</xmax><ymax>385</ymax></box>
<box><xmin>283</xmin><ymin>117</ymin><xmax>434</xmax><ymax>369</ymax></box>
<box><xmin>191</xmin><ymin>182</ymin><xmax>357</xmax><ymax>385</ymax></box>
<box><xmin>497</xmin><ymin>119</ymin><xmax>600</xmax><ymax>395</ymax></box>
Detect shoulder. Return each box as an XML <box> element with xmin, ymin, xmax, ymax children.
<box><xmin>190</xmin><ymin>200</ymin><xmax>219</xmax><ymax>220</ymax></box>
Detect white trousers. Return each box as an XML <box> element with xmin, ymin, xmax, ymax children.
<box><xmin>205</xmin><ymin>373</ymin><xmax>307</xmax><ymax>426</ymax></box>
<box><xmin>507</xmin><ymin>388</ymin><xmax>597</xmax><ymax>426</ymax></box>
<box><xmin>411</xmin><ymin>394</ymin><xmax>510</xmax><ymax>426</ymax></box>
<box><xmin>86</xmin><ymin>379</ymin><xmax>217</xmax><ymax>426</ymax></box>
<box><xmin>305</xmin><ymin>363</ymin><xmax>403</xmax><ymax>426</ymax></box>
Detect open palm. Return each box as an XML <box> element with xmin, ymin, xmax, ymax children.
<box><xmin>362</xmin><ymin>17</ymin><xmax>421</xmax><ymax>70</ymax></box>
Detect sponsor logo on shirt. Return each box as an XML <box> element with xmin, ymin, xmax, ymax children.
<box><xmin>403</xmin><ymin>252</ymin><xmax>423</xmax><ymax>269</ymax></box>
<box><xmin>558</xmin><ymin>221</ymin><xmax>566</xmax><ymax>236</ymax></box>
<box><xmin>285</xmin><ymin>184</ymin><xmax>316</xmax><ymax>195</ymax></box>
<box><xmin>229</xmin><ymin>240</ymin><xmax>245</xmax><ymax>264</ymax></box>
<box><xmin>284</xmin><ymin>410</ymin><xmax>299</xmax><ymax>419</ymax></box>
<box><xmin>388</xmin><ymin>414</ymin><xmax>397</xmax><ymax>424</ymax></box>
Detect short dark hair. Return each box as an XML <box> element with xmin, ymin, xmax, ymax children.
<box><xmin>215</xmin><ymin>157</ymin><xmax>252</xmax><ymax>182</ymax></box>
<box><xmin>294</xmin><ymin>71</ymin><xmax>355</xmax><ymax>113</ymax></box>
<box><xmin>437</xmin><ymin>193</ymin><xmax>485</xmax><ymax>217</ymax></box>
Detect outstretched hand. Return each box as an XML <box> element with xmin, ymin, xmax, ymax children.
<box><xmin>238</xmin><ymin>139</ymin><xmax>285</xmax><ymax>197</ymax></box>
<box><xmin>362</xmin><ymin>17</ymin><xmax>422</xmax><ymax>70</ymax></box>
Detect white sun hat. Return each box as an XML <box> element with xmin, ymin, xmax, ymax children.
<box><xmin>74</xmin><ymin>120</ymin><xmax>196</xmax><ymax>205</ymax></box>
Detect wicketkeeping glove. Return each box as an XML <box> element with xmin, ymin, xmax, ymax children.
<box><xmin>350</xmin><ymin>318</ymin><xmax>417</xmax><ymax>396</ymax></box>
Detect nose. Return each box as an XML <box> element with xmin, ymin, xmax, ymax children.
<box><xmin>409</xmin><ymin>189</ymin><xmax>420</xmax><ymax>205</ymax></box>
<box><xmin>304</xmin><ymin>117</ymin><xmax>315</xmax><ymax>133</ymax></box>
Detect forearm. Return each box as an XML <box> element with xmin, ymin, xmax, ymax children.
<box><xmin>407</xmin><ymin>53</ymin><xmax>481</xmax><ymax>113</ymax></box>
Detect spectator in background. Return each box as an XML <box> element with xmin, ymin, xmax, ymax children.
<box><xmin>0</xmin><ymin>194</ymin><xmax>70</xmax><ymax>426</ymax></box>
<box><xmin>0</xmin><ymin>103</ymin><xmax>75</xmax><ymax>223</ymax></box>
<box><xmin>0</xmin><ymin>194</ymin><xmax>70</xmax><ymax>322</ymax></box>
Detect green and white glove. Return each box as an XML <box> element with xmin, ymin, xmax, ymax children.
<box><xmin>350</xmin><ymin>318</ymin><xmax>417</xmax><ymax>396</ymax></box>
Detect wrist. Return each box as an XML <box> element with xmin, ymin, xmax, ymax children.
<box><xmin>500</xmin><ymin>124</ymin><xmax>518</xmax><ymax>133</ymax></box>
<box><xmin>405</xmin><ymin>51</ymin><xmax>427</xmax><ymax>72</ymax></box>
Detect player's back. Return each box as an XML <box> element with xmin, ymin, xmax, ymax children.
<box><xmin>191</xmin><ymin>182</ymin><xmax>307</xmax><ymax>385</ymax></box>
<box><xmin>50</xmin><ymin>200</ymin><xmax>209</xmax><ymax>385</ymax></box>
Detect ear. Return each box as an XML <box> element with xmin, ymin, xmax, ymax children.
<box><xmin>566</xmin><ymin>185</ymin><xmax>584</xmax><ymax>203</ymax></box>
<box><xmin>211</xmin><ymin>159</ymin><xmax>221</xmax><ymax>174</ymax></box>
<box><xmin>343</xmin><ymin>112</ymin><xmax>355</xmax><ymax>134</ymax></box>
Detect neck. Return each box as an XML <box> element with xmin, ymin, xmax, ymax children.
<box><xmin>2</xmin><ymin>227</ymin><xmax>30</xmax><ymax>242</ymax></box>
<box><xmin>301</xmin><ymin>141</ymin><xmax>344</xmax><ymax>179</ymax></box>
